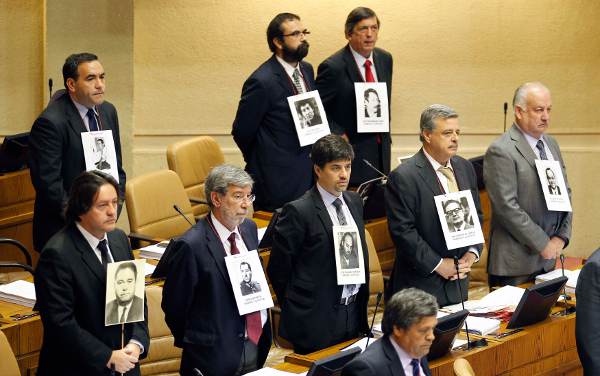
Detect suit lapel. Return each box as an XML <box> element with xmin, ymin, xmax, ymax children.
<box><xmin>373</xmin><ymin>49</ymin><xmax>389</xmax><ymax>84</ymax></box>
<box><xmin>312</xmin><ymin>187</ymin><xmax>334</xmax><ymax>246</ymax></box>
<box><xmin>268</xmin><ymin>55</ymin><xmax>296</xmax><ymax>96</ymax></box>
<box><xmin>451</xmin><ymin>158</ymin><xmax>469</xmax><ymax>191</ymax></box>
<box><xmin>204</xmin><ymin>223</ymin><xmax>233</xmax><ymax>286</ymax></box>
<box><xmin>415</xmin><ymin>150</ymin><xmax>444</xmax><ymax>196</ymax></box>
<box><xmin>63</xmin><ymin>96</ymin><xmax>88</xmax><ymax>135</ymax></box>
<box><xmin>69</xmin><ymin>225</ymin><xmax>107</xmax><ymax>284</ymax></box>
<box><xmin>382</xmin><ymin>336</ymin><xmax>405</xmax><ymax>376</ymax></box>
<box><xmin>107</xmin><ymin>231</ymin><xmax>128</xmax><ymax>262</ymax></box>
<box><xmin>342</xmin><ymin>45</ymin><xmax>364</xmax><ymax>83</ymax></box>
<box><xmin>510</xmin><ymin>124</ymin><xmax>537</xmax><ymax>168</ymax></box>
<box><xmin>239</xmin><ymin>221</ymin><xmax>258</xmax><ymax>251</ymax></box>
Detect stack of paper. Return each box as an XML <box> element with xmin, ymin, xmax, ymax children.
<box><xmin>0</xmin><ymin>280</ymin><xmax>36</xmax><ymax>307</ymax></box>
<box><xmin>535</xmin><ymin>269</ymin><xmax>580</xmax><ymax>294</ymax></box>
<box><xmin>463</xmin><ymin>316</ymin><xmax>501</xmax><ymax>336</ymax></box>
<box><xmin>139</xmin><ymin>241</ymin><xmax>170</xmax><ymax>260</ymax></box>
<box><xmin>246</xmin><ymin>368</ymin><xmax>307</xmax><ymax>376</ymax></box>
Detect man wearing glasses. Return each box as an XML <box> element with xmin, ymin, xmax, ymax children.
<box><xmin>162</xmin><ymin>164</ymin><xmax>272</xmax><ymax>375</ymax></box>
<box><xmin>317</xmin><ymin>7</ymin><xmax>393</xmax><ymax>187</ymax></box>
<box><xmin>232</xmin><ymin>13</ymin><xmax>315</xmax><ymax>212</ymax></box>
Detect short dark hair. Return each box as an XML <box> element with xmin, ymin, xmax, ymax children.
<box><xmin>345</xmin><ymin>7</ymin><xmax>380</xmax><ymax>36</ymax></box>
<box><xmin>310</xmin><ymin>134</ymin><xmax>354</xmax><ymax>168</ymax></box>
<box><xmin>62</xmin><ymin>53</ymin><xmax>99</xmax><ymax>89</ymax></box>
<box><xmin>266</xmin><ymin>13</ymin><xmax>300</xmax><ymax>53</ymax></box>
<box><xmin>65</xmin><ymin>170</ymin><xmax>120</xmax><ymax>224</ymax></box>
<box><xmin>442</xmin><ymin>199</ymin><xmax>463</xmax><ymax>213</ymax></box>
<box><xmin>382</xmin><ymin>288</ymin><xmax>438</xmax><ymax>335</ymax></box>
<box><xmin>240</xmin><ymin>261</ymin><xmax>252</xmax><ymax>271</ymax></box>
<box><xmin>364</xmin><ymin>88</ymin><xmax>380</xmax><ymax>101</ymax></box>
<box><xmin>115</xmin><ymin>261</ymin><xmax>138</xmax><ymax>280</ymax></box>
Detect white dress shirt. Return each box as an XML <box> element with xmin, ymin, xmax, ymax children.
<box><xmin>349</xmin><ymin>46</ymin><xmax>378</xmax><ymax>82</ymax></box>
<box><xmin>275</xmin><ymin>55</ymin><xmax>308</xmax><ymax>93</ymax></box>
<box><xmin>515</xmin><ymin>124</ymin><xmax>555</xmax><ymax>160</ymax></box>
<box><xmin>390</xmin><ymin>336</ymin><xmax>426</xmax><ymax>376</ymax></box>
<box><xmin>72</xmin><ymin>98</ymin><xmax>99</xmax><ymax>131</ymax></box>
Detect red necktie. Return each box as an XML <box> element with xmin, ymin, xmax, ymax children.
<box><xmin>364</xmin><ymin>60</ymin><xmax>381</xmax><ymax>144</ymax></box>
<box><xmin>228</xmin><ymin>233</ymin><xmax>262</xmax><ymax>345</ymax></box>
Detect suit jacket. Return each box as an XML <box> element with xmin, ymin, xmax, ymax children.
<box><xmin>29</xmin><ymin>93</ymin><xmax>126</xmax><ymax>251</ymax></box>
<box><xmin>105</xmin><ymin>295</ymin><xmax>145</xmax><ymax>325</ymax></box>
<box><xmin>385</xmin><ymin>149</ymin><xmax>483</xmax><ymax>307</ymax></box>
<box><xmin>483</xmin><ymin>124</ymin><xmax>572</xmax><ymax>276</ymax></box>
<box><xmin>232</xmin><ymin>55</ymin><xmax>315</xmax><ymax>211</ymax></box>
<box><xmin>267</xmin><ymin>187</ymin><xmax>370</xmax><ymax>352</ymax></box>
<box><xmin>316</xmin><ymin>45</ymin><xmax>393</xmax><ymax>185</ymax></box>
<box><xmin>341</xmin><ymin>336</ymin><xmax>432</xmax><ymax>376</ymax></box>
<box><xmin>240</xmin><ymin>280</ymin><xmax>262</xmax><ymax>296</ymax></box>
<box><xmin>161</xmin><ymin>218</ymin><xmax>271</xmax><ymax>376</ymax></box>
<box><xmin>576</xmin><ymin>248</ymin><xmax>600</xmax><ymax>376</ymax></box>
<box><xmin>34</xmin><ymin>225</ymin><xmax>149</xmax><ymax>376</ymax></box>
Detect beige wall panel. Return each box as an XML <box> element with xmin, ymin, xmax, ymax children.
<box><xmin>0</xmin><ymin>0</ymin><xmax>44</xmax><ymax>136</ymax></box>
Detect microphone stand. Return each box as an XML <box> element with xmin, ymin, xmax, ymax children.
<box><xmin>454</xmin><ymin>255</ymin><xmax>487</xmax><ymax>349</ymax></box>
<box><xmin>173</xmin><ymin>204</ymin><xmax>194</xmax><ymax>227</ymax></box>
<box><xmin>365</xmin><ymin>292</ymin><xmax>382</xmax><ymax>348</ymax></box>
<box><xmin>555</xmin><ymin>254</ymin><xmax>575</xmax><ymax>316</ymax></box>
<box><xmin>503</xmin><ymin>102</ymin><xmax>508</xmax><ymax>133</ymax></box>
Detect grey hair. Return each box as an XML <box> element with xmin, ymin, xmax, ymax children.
<box><xmin>204</xmin><ymin>164</ymin><xmax>253</xmax><ymax>208</ymax></box>
<box><xmin>381</xmin><ymin>288</ymin><xmax>438</xmax><ymax>335</ymax></box>
<box><xmin>419</xmin><ymin>104</ymin><xmax>458</xmax><ymax>142</ymax></box>
<box><xmin>512</xmin><ymin>82</ymin><xmax>550</xmax><ymax>113</ymax></box>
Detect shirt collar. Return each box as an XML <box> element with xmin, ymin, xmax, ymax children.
<box><xmin>71</xmin><ymin>96</ymin><xmax>97</xmax><ymax>119</ymax></box>
<box><xmin>389</xmin><ymin>335</ymin><xmax>422</xmax><ymax>373</ymax></box>
<box><xmin>423</xmin><ymin>148</ymin><xmax>453</xmax><ymax>171</ymax></box>
<box><xmin>316</xmin><ymin>182</ymin><xmax>345</xmax><ymax>208</ymax></box>
<box><xmin>209</xmin><ymin>212</ymin><xmax>241</xmax><ymax>243</ymax></box>
<box><xmin>515</xmin><ymin>122</ymin><xmax>546</xmax><ymax>148</ymax></box>
<box><xmin>275</xmin><ymin>55</ymin><xmax>301</xmax><ymax>77</ymax></box>
<box><xmin>76</xmin><ymin>222</ymin><xmax>108</xmax><ymax>251</ymax></box>
<box><xmin>349</xmin><ymin>45</ymin><xmax>374</xmax><ymax>69</ymax></box>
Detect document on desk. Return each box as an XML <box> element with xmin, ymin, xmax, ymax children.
<box><xmin>535</xmin><ymin>269</ymin><xmax>580</xmax><ymax>294</ymax></box>
<box><xmin>0</xmin><ymin>280</ymin><xmax>36</xmax><ymax>307</ymax></box>
<box><xmin>245</xmin><ymin>368</ymin><xmax>307</xmax><ymax>375</ymax></box>
<box><xmin>463</xmin><ymin>316</ymin><xmax>501</xmax><ymax>336</ymax></box>
<box><xmin>144</xmin><ymin>263</ymin><xmax>156</xmax><ymax>276</ymax></box>
<box><xmin>443</xmin><ymin>285</ymin><xmax>525</xmax><ymax>314</ymax></box>
<box><xmin>139</xmin><ymin>241</ymin><xmax>170</xmax><ymax>259</ymax></box>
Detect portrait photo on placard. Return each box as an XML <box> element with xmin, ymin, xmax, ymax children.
<box><xmin>534</xmin><ymin>159</ymin><xmax>572</xmax><ymax>212</ymax></box>
<box><xmin>81</xmin><ymin>130</ymin><xmax>120</xmax><ymax>183</ymax></box>
<box><xmin>354</xmin><ymin>82</ymin><xmax>389</xmax><ymax>133</ymax></box>
<box><xmin>333</xmin><ymin>225</ymin><xmax>366</xmax><ymax>285</ymax></box>
<box><xmin>105</xmin><ymin>259</ymin><xmax>146</xmax><ymax>326</ymax></box>
<box><xmin>434</xmin><ymin>190</ymin><xmax>484</xmax><ymax>250</ymax></box>
<box><xmin>224</xmin><ymin>250</ymin><xmax>274</xmax><ymax>316</ymax></box>
<box><xmin>287</xmin><ymin>90</ymin><xmax>330</xmax><ymax>146</ymax></box>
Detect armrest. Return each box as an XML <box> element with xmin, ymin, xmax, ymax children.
<box><xmin>0</xmin><ymin>262</ymin><xmax>34</xmax><ymax>274</ymax></box>
<box><xmin>0</xmin><ymin>238</ymin><xmax>33</xmax><ymax>266</ymax></box>
<box><xmin>189</xmin><ymin>197</ymin><xmax>208</xmax><ymax>205</ymax></box>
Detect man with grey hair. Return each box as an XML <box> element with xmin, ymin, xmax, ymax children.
<box><xmin>342</xmin><ymin>288</ymin><xmax>437</xmax><ymax>376</ymax></box>
<box><xmin>484</xmin><ymin>82</ymin><xmax>572</xmax><ymax>287</ymax></box>
<box><xmin>162</xmin><ymin>164</ymin><xmax>272</xmax><ymax>375</ymax></box>
<box><xmin>385</xmin><ymin>104</ymin><xmax>483</xmax><ymax>307</ymax></box>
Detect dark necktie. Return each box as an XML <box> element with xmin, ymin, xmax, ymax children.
<box><xmin>536</xmin><ymin>140</ymin><xmax>548</xmax><ymax>160</ymax></box>
<box><xmin>228</xmin><ymin>233</ymin><xmax>262</xmax><ymax>345</ymax></box>
<box><xmin>87</xmin><ymin>108</ymin><xmax>99</xmax><ymax>131</ymax></box>
<box><xmin>292</xmin><ymin>68</ymin><xmax>304</xmax><ymax>94</ymax></box>
<box><xmin>97</xmin><ymin>239</ymin><xmax>109</xmax><ymax>271</ymax></box>
<box><xmin>332</xmin><ymin>198</ymin><xmax>347</xmax><ymax>226</ymax></box>
<box><xmin>364</xmin><ymin>60</ymin><xmax>375</xmax><ymax>82</ymax></box>
<box><xmin>119</xmin><ymin>306</ymin><xmax>128</xmax><ymax>323</ymax></box>
<box><xmin>410</xmin><ymin>358</ymin><xmax>420</xmax><ymax>376</ymax></box>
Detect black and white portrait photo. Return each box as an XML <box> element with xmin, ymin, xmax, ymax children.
<box><xmin>442</xmin><ymin>198</ymin><xmax>474</xmax><ymax>233</ymax></box>
<box><xmin>239</xmin><ymin>261</ymin><xmax>262</xmax><ymax>296</ymax></box>
<box><xmin>94</xmin><ymin>137</ymin><xmax>111</xmax><ymax>170</ymax></box>
<box><xmin>363</xmin><ymin>88</ymin><xmax>381</xmax><ymax>118</ymax></box>
<box><xmin>546</xmin><ymin>167</ymin><xmax>561</xmax><ymax>195</ymax></box>
<box><xmin>354</xmin><ymin>82</ymin><xmax>389</xmax><ymax>133</ymax></box>
<box><xmin>294</xmin><ymin>97</ymin><xmax>323</xmax><ymax>129</ymax></box>
<box><xmin>338</xmin><ymin>232</ymin><xmax>359</xmax><ymax>269</ymax></box>
<box><xmin>105</xmin><ymin>260</ymin><xmax>145</xmax><ymax>326</ymax></box>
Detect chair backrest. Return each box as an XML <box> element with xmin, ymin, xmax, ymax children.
<box><xmin>453</xmin><ymin>358</ymin><xmax>475</xmax><ymax>376</ymax></box>
<box><xmin>126</xmin><ymin>170</ymin><xmax>195</xmax><ymax>240</ymax></box>
<box><xmin>166</xmin><ymin>136</ymin><xmax>225</xmax><ymax>218</ymax></box>
<box><xmin>365</xmin><ymin>230</ymin><xmax>384</xmax><ymax>307</ymax></box>
<box><xmin>139</xmin><ymin>285</ymin><xmax>182</xmax><ymax>375</ymax></box>
<box><xmin>0</xmin><ymin>329</ymin><xmax>20</xmax><ymax>376</ymax></box>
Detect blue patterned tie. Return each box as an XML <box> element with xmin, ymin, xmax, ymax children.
<box><xmin>536</xmin><ymin>140</ymin><xmax>548</xmax><ymax>160</ymax></box>
<box><xmin>410</xmin><ymin>358</ymin><xmax>420</xmax><ymax>376</ymax></box>
<box><xmin>87</xmin><ymin>108</ymin><xmax>99</xmax><ymax>131</ymax></box>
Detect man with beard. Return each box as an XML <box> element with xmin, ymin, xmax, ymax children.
<box><xmin>233</xmin><ymin>13</ymin><xmax>315</xmax><ymax>211</ymax></box>
<box><xmin>105</xmin><ymin>261</ymin><xmax>144</xmax><ymax>325</ymax></box>
<box><xmin>385</xmin><ymin>105</ymin><xmax>483</xmax><ymax>307</ymax></box>
<box><xmin>317</xmin><ymin>7</ymin><xmax>393</xmax><ymax>187</ymax></box>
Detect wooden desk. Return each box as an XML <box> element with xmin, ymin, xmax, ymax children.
<box><xmin>280</xmin><ymin>306</ymin><xmax>581</xmax><ymax>375</ymax></box>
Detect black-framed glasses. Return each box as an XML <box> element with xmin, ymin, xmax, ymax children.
<box><xmin>282</xmin><ymin>30</ymin><xmax>310</xmax><ymax>38</ymax></box>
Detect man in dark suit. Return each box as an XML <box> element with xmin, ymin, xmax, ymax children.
<box><xmin>29</xmin><ymin>52</ymin><xmax>126</xmax><ymax>252</ymax></box>
<box><xmin>316</xmin><ymin>7</ymin><xmax>393</xmax><ymax>187</ymax></box>
<box><xmin>105</xmin><ymin>261</ymin><xmax>145</xmax><ymax>325</ymax></box>
<box><xmin>576</xmin><ymin>247</ymin><xmax>600</xmax><ymax>376</ymax></box>
<box><xmin>268</xmin><ymin>134</ymin><xmax>370</xmax><ymax>354</ymax></box>
<box><xmin>342</xmin><ymin>288</ymin><xmax>437</xmax><ymax>376</ymax></box>
<box><xmin>162</xmin><ymin>164</ymin><xmax>271</xmax><ymax>376</ymax></box>
<box><xmin>232</xmin><ymin>13</ymin><xmax>315</xmax><ymax>211</ymax></box>
<box><xmin>34</xmin><ymin>171</ymin><xmax>149</xmax><ymax>376</ymax></box>
<box><xmin>484</xmin><ymin>82</ymin><xmax>572</xmax><ymax>287</ymax></box>
<box><xmin>385</xmin><ymin>105</ymin><xmax>483</xmax><ymax>307</ymax></box>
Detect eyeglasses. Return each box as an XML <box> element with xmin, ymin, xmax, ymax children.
<box><xmin>282</xmin><ymin>30</ymin><xmax>310</xmax><ymax>38</ymax></box>
<box><xmin>445</xmin><ymin>208</ymin><xmax>463</xmax><ymax>216</ymax></box>
<box><xmin>231</xmin><ymin>193</ymin><xmax>256</xmax><ymax>203</ymax></box>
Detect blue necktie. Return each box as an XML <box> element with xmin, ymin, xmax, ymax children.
<box><xmin>87</xmin><ymin>108</ymin><xmax>99</xmax><ymax>131</ymax></box>
<box><xmin>536</xmin><ymin>140</ymin><xmax>548</xmax><ymax>160</ymax></box>
<box><xmin>410</xmin><ymin>358</ymin><xmax>420</xmax><ymax>376</ymax></box>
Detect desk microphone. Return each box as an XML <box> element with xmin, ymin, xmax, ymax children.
<box><xmin>454</xmin><ymin>255</ymin><xmax>487</xmax><ymax>349</ymax></box>
<box><xmin>365</xmin><ymin>292</ymin><xmax>382</xmax><ymax>349</ymax></box>
<box><xmin>173</xmin><ymin>204</ymin><xmax>194</xmax><ymax>227</ymax></box>
<box><xmin>48</xmin><ymin>78</ymin><xmax>53</xmax><ymax>99</ymax></box>
<box><xmin>503</xmin><ymin>102</ymin><xmax>508</xmax><ymax>133</ymax></box>
<box><xmin>557</xmin><ymin>253</ymin><xmax>574</xmax><ymax>317</ymax></box>
<box><xmin>362</xmin><ymin>159</ymin><xmax>387</xmax><ymax>181</ymax></box>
